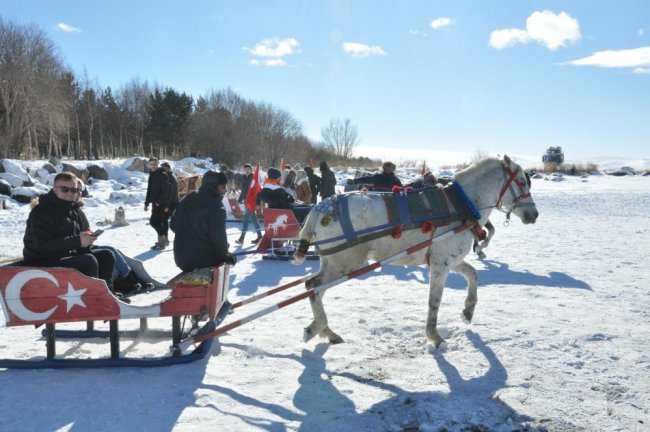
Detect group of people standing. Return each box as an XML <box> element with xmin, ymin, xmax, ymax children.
<box><xmin>234</xmin><ymin>161</ymin><xmax>337</xmax><ymax>243</ymax></box>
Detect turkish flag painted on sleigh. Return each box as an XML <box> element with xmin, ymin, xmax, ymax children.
<box><xmin>0</xmin><ymin>267</ymin><xmax>120</xmax><ymax>326</ymax></box>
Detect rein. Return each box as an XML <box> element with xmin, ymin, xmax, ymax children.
<box><xmin>494</xmin><ymin>161</ymin><xmax>534</xmax><ymax>224</ymax></box>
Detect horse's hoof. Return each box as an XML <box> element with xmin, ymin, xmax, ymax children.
<box><xmin>462</xmin><ymin>309</ymin><xmax>473</xmax><ymax>323</ymax></box>
<box><xmin>427</xmin><ymin>338</ymin><xmax>446</xmax><ymax>351</ymax></box>
<box><xmin>321</xmin><ymin>328</ymin><xmax>344</xmax><ymax>344</ymax></box>
<box><xmin>303</xmin><ymin>328</ymin><xmax>316</xmax><ymax>342</ymax></box>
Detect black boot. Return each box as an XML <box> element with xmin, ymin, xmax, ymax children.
<box><xmin>251</xmin><ymin>233</ymin><xmax>263</xmax><ymax>244</ymax></box>
<box><xmin>235</xmin><ymin>234</ymin><xmax>245</xmax><ymax>245</ymax></box>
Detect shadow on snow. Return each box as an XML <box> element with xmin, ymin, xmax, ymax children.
<box><xmin>205</xmin><ymin>331</ymin><xmax>536</xmax><ymax>431</ymax></box>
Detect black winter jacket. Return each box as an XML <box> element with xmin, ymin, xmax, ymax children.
<box><xmin>259</xmin><ymin>184</ymin><xmax>294</xmax><ymax>209</ymax></box>
<box><xmin>145</xmin><ymin>168</ymin><xmax>170</xmax><ymax>206</ymax></box>
<box><xmin>170</xmin><ymin>190</ymin><xmax>229</xmax><ymax>271</ymax></box>
<box><xmin>353</xmin><ymin>172</ymin><xmax>403</xmax><ymax>191</ymax></box>
<box><xmin>23</xmin><ymin>191</ymin><xmax>90</xmax><ymax>262</ymax></box>
<box><xmin>320</xmin><ymin>168</ymin><xmax>336</xmax><ymax>199</ymax></box>
<box><xmin>239</xmin><ymin>173</ymin><xmax>251</xmax><ymax>203</ymax></box>
<box><xmin>306</xmin><ymin>172</ymin><xmax>321</xmax><ymax>201</ymax></box>
<box><xmin>167</xmin><ymin>172</ymin><xmax>180</xmax><ymax>205</ymax></box>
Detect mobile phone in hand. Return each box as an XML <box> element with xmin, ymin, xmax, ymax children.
<box><xmin>92</xmin><ymin>229</ymin><xmax>104</xmax><ymax>237</ymax></box>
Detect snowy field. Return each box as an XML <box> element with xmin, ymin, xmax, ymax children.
<box><xmin>1</xmin><ymin>158</ymin><xmax>649</xmax><ymax>431</ymax></box>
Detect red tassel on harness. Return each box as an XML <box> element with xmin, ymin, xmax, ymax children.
<box><xmin>392</xmin><ymin>186</ymin><xmax>403</xmax><ymax>193</ymax></box>
<box><xmin>392</xmin><ymin>225</ymin><xmax>403</xmax><ymax>239</ymax></box>
<box><xmin>421</xmin><ymin>220</ymin><xmax>433</xmax><ymax>234</ymax></box>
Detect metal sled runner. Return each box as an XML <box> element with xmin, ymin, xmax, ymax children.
<box><xmin>0</xmin><ymin>262</ymin><xmax>230</xmax><ymax>369</ymax></box>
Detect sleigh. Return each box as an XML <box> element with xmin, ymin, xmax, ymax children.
<box><xmin>226</xmin><ymin>196</ymin><xmax>263</xmax><ymax>222</ymax></box>
<box><xmin>177</xmin><ymin>175</ymin><xmax>202</xmax><ymax>198</ymax></box>
<box><xmin>256</xmin><ymin>208</ymin><xmax>318</xmax><ymax>261</ymax></box>
<box><xmin>0</xmin><ymin>259</ymin><xmax>230</xmax><ymax>369</ymax></box>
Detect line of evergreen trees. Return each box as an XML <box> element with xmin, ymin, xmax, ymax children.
<box><xmin>0</xmin><ymin>17</ymin><xmax>380</xmax><ymax>168</ymax></box>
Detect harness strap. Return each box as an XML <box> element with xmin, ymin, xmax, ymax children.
<box><xmin>394</xmin><ymin>191</ymin><xmax>412</xmax><ymax>225</ymax></box>
<box><xmin>318</xmin><ymin>218</ymin><xmax>480</xmax><ymax>256</ymax></box>
<box><xmin>334</xmin><ymin>195</ymin><xmax>360</xmax><ymax>248</ymax></box>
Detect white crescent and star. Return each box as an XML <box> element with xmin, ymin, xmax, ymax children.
<box><xmin>58</xmin><ymin>282</ymin><xmax>87</xmax><ymax>312</ymax></box>
<box><xmin>4</xmin><ymin>270</ymin><xmax>87</xmax><ymax>321</ymax></box>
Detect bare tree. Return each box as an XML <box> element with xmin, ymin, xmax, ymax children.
<box><xmin>321</xmin><ymin>118</ymin><xmax>360</xmax><ymax>160</ymax></box>
<box><xmin>117</xmin><ymin>79</ymin><xmax>151</xmax><ymax>156</ymax></box>
<box><xmin>0</xmin><ymin>18</ymin><xmax>66</xmax><ymax>157</ymax></box>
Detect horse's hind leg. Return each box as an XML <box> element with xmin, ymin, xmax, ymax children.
<box><xmin>426</xmin><ymin>264</ymin><xmax>449</xmax><ymax>348</ymax></box>
<box><xmin>303</xmin><ymin>275</ymin><xmax>344</xmax><ymax>344</ymax></box>
<box><xmin>453</xmin><ymin>261</ymin><xmax>478</xmax><ymax>322</ymax></box>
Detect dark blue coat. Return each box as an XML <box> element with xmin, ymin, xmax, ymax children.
<box><xmin>171</xmin><ymin>190</ymin><xmax>229</xmax><ymax>271</ymax></box>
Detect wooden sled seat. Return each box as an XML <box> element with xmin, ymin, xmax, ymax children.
<box><xmin>0</xmin><ymin>263</ymin><xmax>231</xmax><ymax>368</ymax></box>
<box><xmin>0</xmin><ymin>264</ymin><xmax>230</xmax><ymax>327</ymax></box>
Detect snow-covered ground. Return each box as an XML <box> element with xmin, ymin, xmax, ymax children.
<box><xmin>0</xmin><ymin>158</ymin><xmax>649</xmax><ymax>431</ymax></box>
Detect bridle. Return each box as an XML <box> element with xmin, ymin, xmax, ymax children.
<box><xmin>495</xmin><ymin>161</ymin><xmax>533</xmax><ymax>223</ymax></box>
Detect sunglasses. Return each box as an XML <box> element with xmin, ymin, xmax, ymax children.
<box><xmin>55</xmin><ymin>186</ymin><xmax>81</xmax><ymax>194</ymax></box>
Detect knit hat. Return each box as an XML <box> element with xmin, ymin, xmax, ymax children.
<box><xmin>319</xmin><ymin>161</ymin><xmax>328</xmax><ymax>170</ymax></box>
<box><xmin>267</xmin><ymin>167</ymin><xmax>281</xmax><ymax>179</ymax></box>
<box><xmin>200</xmin><ymin>170</ymin><xmax>228</xmax><ymax>195</ymax></box>
<box><xmin>243</xmin><ymin>163</ymin><xmax>252</xmax><ymax>169</ymax></box>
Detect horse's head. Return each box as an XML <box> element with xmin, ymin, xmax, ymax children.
<box><xmin>497</xmin><ymin>155</ymin><xmax>538</xmax><ymax>224</ymax></box>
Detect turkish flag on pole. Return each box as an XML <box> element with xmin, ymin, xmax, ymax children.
<box><xmin>245</xmin><ymin>165</ymin><xmax>262</xmax><ymax>212</ymax></box>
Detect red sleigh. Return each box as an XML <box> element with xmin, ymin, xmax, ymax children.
<box><xmin>256</xmin><ymin>208</ymin><xmax>318</xmax><ymax>261</ymax></box>
<box><xmin>226</xmin><ymin>195</ymin><xmax>263</xmax><ymax>222</ymax></box>
<box><xmin>0</xmin><ymin>259</ymin><xmax>230</xmax><ymax>368</ymax></box>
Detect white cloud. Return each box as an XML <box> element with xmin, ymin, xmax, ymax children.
<box><xmin>430</xmin><ymin>17</ymin><xmax>455</xmax><ymax>30</ymax></box>
<box><xmin>342</xmin><ymin>42</ymin><xmax>386</xmax><ymax>58</ymax></box>
<box><xmin>242</xmin><ymin>37</ymin><xmax>299</xmax><ymax>67</ymax></box>
<box><xmin>243</xmin><ymin>37</ymin><xmax>300</xmax><ymax>57</ymax></box>
<box><xmin>250</xmin><ymin>58</ymin><xmax>287</xmax><ymax>67</ymax></box>
<box><xmin>489</xmin><ymin>10</ymin><xmax>581</xmax><ymax>51</ymax></box>
<box><xmin>566</xmin><ymin>46</ymin><xmax>650</xmax><ymax>68</ymax></box>
<box><xmin>489</xmin><ymin>29</ymin><xmax>530</xmax><ymax>49</ymax></box>
<box><xmin>57</xmin><ymin>23</ymin><xmax>81</xmax><ymax>33</ymax></box>
<box><xmin>409</xmin><ymin>29</ymin><xmax>427</xmax><ymax>37</ymax></box>
<box><xmin>633</xmin><ymin>67</ymin><xmax>650</xmax><ymax>74</ymax></box>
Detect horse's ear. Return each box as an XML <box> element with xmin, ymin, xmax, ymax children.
<box><xmin>503</xmin><ymin>154</ymin><xmax>512</xmax><ymax>166</ymax></box>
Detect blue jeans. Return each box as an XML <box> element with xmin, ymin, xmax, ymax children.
<box><xmin>241</xmin><ymin>207</ymin><xmax>262</xmax><ymax>235</ymax></box>
<box><xmin>93</xmin><ymin>245</ymin><xmax>130</xmax><ymax>280</ymax></box>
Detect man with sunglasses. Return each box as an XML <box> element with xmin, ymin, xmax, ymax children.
<box><xmin>22</xmin><ymin>172</ymin><xmax>116</xmax><ymax>291</ymax></box>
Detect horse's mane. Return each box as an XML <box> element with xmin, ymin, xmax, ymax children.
<box><xmin>454</xmin><ymin>156</ymin><xmax>503</xmax><ymax>182</ymax></box>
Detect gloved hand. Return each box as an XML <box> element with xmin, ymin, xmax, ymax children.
<box><xmin>224</xmin><ymin>253</ymin><xmax>237</xmax><ymax>266</ymax></box>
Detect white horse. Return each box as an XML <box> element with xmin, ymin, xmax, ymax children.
<box><xmin>294</xmin><ymin>155</ymin><xmax>538</xmax><ymax>348</ymax></box>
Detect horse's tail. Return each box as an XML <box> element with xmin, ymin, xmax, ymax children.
<box><xmin>293</xmin><ymin>208</ymin><xmax>321</xmax><ymax>265</ymax></box>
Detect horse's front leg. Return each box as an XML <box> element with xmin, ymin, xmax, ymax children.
<box><xmin>303</xmin><ymin>274</ymin><xmax>344</xmax><ymax>344</ymax></box>
<box><xmin>426</xmin><ymin>263</ymin><xmax>450</xmax><ymax>348</ymax></box>
<box><xmin>452</xmin><ymin>260</ymin><xmax>478</xmax><ymax>322</ymax></box>
<box><xmin>474</xmin><ymin>220</ymin><xmax>495</xmax><ymax>259</ymax></box>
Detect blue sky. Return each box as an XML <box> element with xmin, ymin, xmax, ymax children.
<box><xmin>3</xmin><ymin>1</ymin><xmax>649</xmax><ymax>163</ymax></box>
